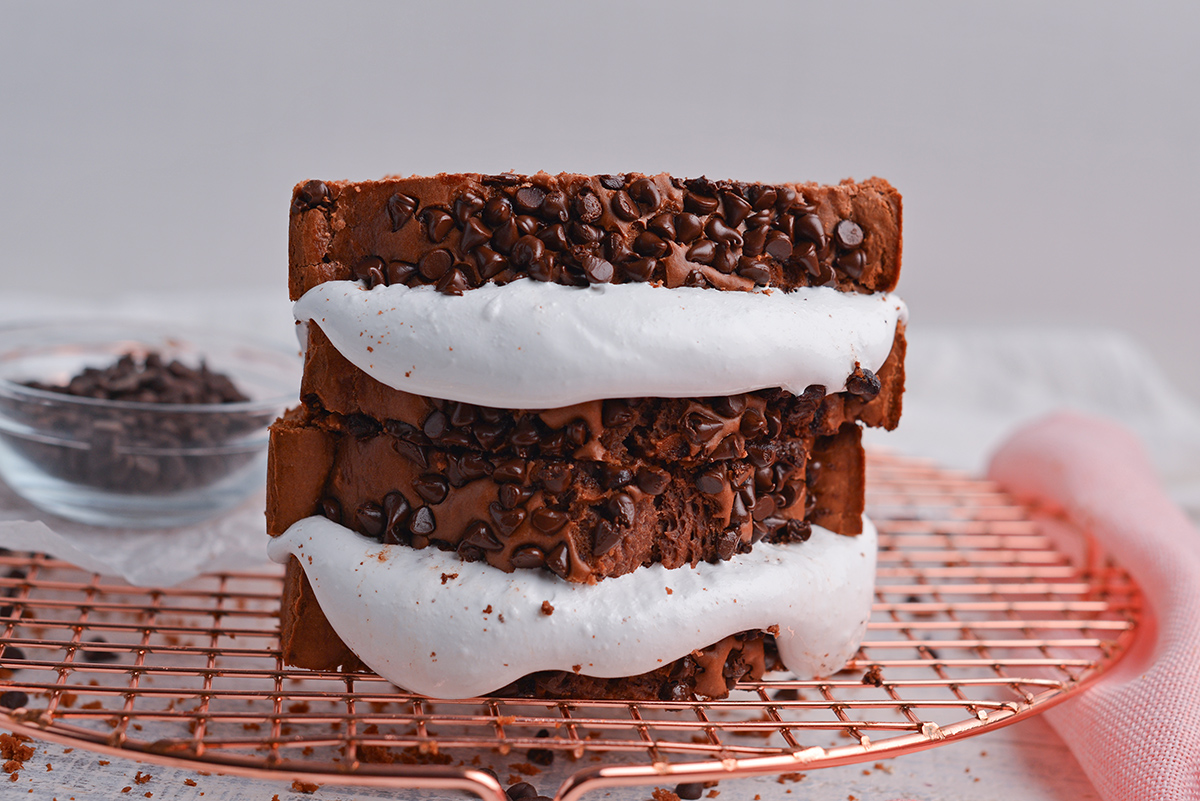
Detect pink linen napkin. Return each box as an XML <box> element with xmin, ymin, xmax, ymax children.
<box><xmin>987</xmin><ymin>412</ymin><xmax>1200</xmax><ymax>800</ymax></box>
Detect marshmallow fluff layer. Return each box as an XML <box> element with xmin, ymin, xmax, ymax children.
<box><xmin>269</xmin><ymin>516</ymin><xmax>877</xmax><ymax>699</ymax></box>
<box><xmin>294</xmin><ymin>279</ymin><xmax>907</xmax><ymax>408</ymax></box>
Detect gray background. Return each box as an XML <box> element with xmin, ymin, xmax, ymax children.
<box><xmin>2</xmin><ymin>0</ymin><xmax>1198</xmax><ymax>400</ymax></box>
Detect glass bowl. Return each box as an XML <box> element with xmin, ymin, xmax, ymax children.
<box><xmin>0</xmin><ymin>320</ymin><xmax>299</xmax><ymax>528</ymax></box>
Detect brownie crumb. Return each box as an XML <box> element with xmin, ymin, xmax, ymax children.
<box><xmin>183</xmin><ymin>779</ymin><xmax>197</xmax><ymax>787</ymax></box>
<box><xmin>440</xmin><ymin>572</ymin><xmax>459</xmax><ymax>585</ymax></box>
<box><xmin>861</xmin><ymin>665</ymin><xmax>884</xmax><ymax>687</ymax></box>
<box><xmin>133</xmin><ymin>770</ymin><xmax>151</xmax><ymax>784</ymax></box>
<box><xmin>540</xmin><ymin>601</ymin><xmax>554</xmax><ymax>616</ymax></box>
<box><xmin>652</xmin><ymin>788</ymin><xmax>681</xmax><ymax>801</ymax></box>
<box><xmin>290</xmin><ymin>779</ymin><xmax>319</xmax><ymax>794</ymax></box>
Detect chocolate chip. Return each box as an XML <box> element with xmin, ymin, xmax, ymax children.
<box><xmin>409</xmin><ymin>506</ymin><xmax>436</xmax><ymax>536</ymax></box>
<box><xmin>320</xmin><ymin>497</ymin><xmax>343</xmax><ymax>524</ymax></box>
<box><xmin>545</xmin><ymin>542</ymin><xmax>571</xmax><ymax>579</ymax></box>
<box><xmin>383</xmin><ymin>491</ymin><xmax>412</xmax><ymax>542</ymax></box>
<box><xmin>744</xmin><ymin>208</ymin><xmax>773</xmax><ymax>228</ymax></box>
<box><xmin>605</xmin><ymin>493</ymin><xmax>636</xmax><ymax>528</ymax></box>
<box><xmin>622</xmin><ymin>257</ymin><xmax>657</xmax><ymax>282</ymax></box>
<box><xmin>604</xmin><ymin>231</ymin><xmax>633</xmax><ymax>263</ymax></box>
<box><xmin>352</xmin><ymin>254</ymin><xmax>386</xmax><ymax>286</ymax></box>
<box><xmin>764</xmin><ymin>230</ymin><xmax>793</xmax><ymax>261</ymax></box>
<box><xmin>418</xmin><ymin>248</ymin><xmax>453</xmax><ymax>281</ymax></box>
<box><xmin>385</xmin><ymin>191</ymin><xmax>417</xmax><ymax>231</ymax></box>
<box><xmin>647</xmin><ymin>212</ymin><xmax>676</xmax><ymax>240</ymax></box>
<box><xmin>704</xmin><ymin>216</ymin><xmax>743</xmax><ymax>248</ymax></box>
<box><xmin>790</xmin><ymin>240</ymin><xmax>819</xmax><ymax>276</ymax></box>
<box><xmin>721</xmin><ymin>190</ymin><xmax>753</xmax><ymax>226</ymax></box>
<box><xmin>539</xmin><ymin>463</ymin><xmax>573</xmax><ymax>493</ymax></box>
<box><xmin>743</xmin><ymin>225</ymin><xmax>767</xmax><ymax>257</ymax></box>
<box><xmin>684</xmin><ymin>270</ymin><xmax>708</xmax><ymax>288</ymax></box>
<box><xmin>452</xmin><ymin>190</ymin><xmax>485</xmax><ymax>225</ymax></box>
<box><xmin>510</xmin><ymin>235</ymin><xmax>546</xmax><ymax>267</ymax></box>
<box><xmin>510</xmin><ymin>416</ymin><xmax>542</xmax><ymax>447</ymax></box>
<box><xmin>846</xmin><ymin>366</ymin><xmax>882</xmax><ymax>399</ymax></box>
<box><xmin>460</xmin><ymin>218</ymin><xmax>492</xmax><ymax>251</ymax></box>
<box><xmin>488</xmin><ymin>501</ymin><xmax>527</xmax><ymax>537</ymax></box>
<box><xmin>422</xmin><ymin>410</ymin><xmax>450</xmax><ymax>441</ymax></box>
<box><xmin>712</xmin><ymin>244</ymin><xmax>738</xmax><ymax>274</ymax></box>
<box><xmin>356</xmin><ymin>502</ymin><xmax>385</xmax><ymax>539</ymax></box>
<box><xmin>2</xmin><ymin>646</ymin><xmax>25</xmax><ymax>662</ymax></box>
<box><xmin>751</xmin><ymin>186</ymin><xmax>778</xmax><ymax>211</ymax></box>
<box><xmin>387</xmin><ymin>260</ymin><xmax>416</xmax><ymax>285</ymax></box>
<box><xmin>345</xmin><ymin>413</ymin><xmax>381</xmax><ymax>438</ymax></box>
<box><xmin>599</xmin><ymin>464</ymin><xmax>633</xmax><ymax>489</ymax></box>
<box><xmin>834</xmin><ymin>219</ymin><xmax>864</xmax><ymax>249</ymax></box>
<box><xmin>491</xmin><ymin>217</ymin><xmax>521</xmax><ymax>254</ymax></box>
<box><xmin>835</xmin><ymin>249</ymin><xmax>866</xmax><ymax>278</ymax></box>
<box><xmin>527</xmin><ymin>507</ymin><xmax>567</xmax><ymax>533</ymax></box>
<box><xmin>412</xmin><ymin>473</ymin><xmax>450</xmax><ymax>505</ymax></box>
<box><xmin>684</xmin><ymin>191</ymin><xmax>720</xmax><ymax>215</ymax></box>
<box><xmin>573</xmin><ymin>191</ymin><xmax>603</xmax><ymax>223</ymax></box>
<box><xmin>610</xmin><ymin>190</ymin><xmax>640</xmax><ymax>221</ymax></box>
<box><xmin>683</xmin><ymin>409</ymin><xmax>725</xmax><ymax>444</ymax></box>
<box><xmin>674</xmin><ymin>212</ymin><xmax>704</xmax><ymax>244</ymax></box>
<box><xmin>527</xmin><ymin>745</ymin><xmax>554</xmax><ymax>766</ymax></box>
<box><xmin>793</xmin><ymin>213</ymin><xmax>826</xmax><ymax>247</ymax></box>
<box><xmin>592</xmin><ymin>520</ymin><xmax>622</xmax><ymax>556</ymax></box>
<box><xmin>778</xmin><ymin>519</ymin><xmax>812</xmax><ymax>543</ymax></box>
<box><xmin>776</xmin><ymin>185</ymin><xmax>798</xmax><ymax>210</ymax></box>
<box><xmin>695</xmin><ymin>466</ymin><xmax>726</xmax><ymax>496</ymax></box>
<box><xmin>713</xmin><ymin>395</ymin><xmax>747</xmax><ymax>417</ymax></box>
<box><xmin>473</xmin><ymin>246</ymin><xmax>507</xmax><ymax>278</ymax></box>
<box><xmin>0</xmin><ymin>689</ymin><xmax>28</xmax><ymax>709</ymax></box>
<box><xmin>492</xmin><ymin>458</ymin><xmax>527</xmax><ymax>484</ymax></box>
<box><xmin>483</xmin><ymin>196</ymin><xmax>513</xmax><ymax>227</ymax></box>
<box><xmin>447</xmin><ymin>452</ymin><xmax>492</xmax><ymax>486</ymax></box>
<box><xmin>568</xmin><ymin>221</ymin><xmax>604</xmax><ymax>245</ymax></box>
<box><xmin>736</xmin><ymin>259</ymin><xmax>771</xmax><ymax>285</ymax></box>
<box><xmin>581</xmin><ymin>254</ymin><xmax>614</xmax><ymax>284</ymax></box>
<box><xmin>537</xmin><ymin>223</ymin><xmax>570</xmax><ymax>252</ymax></box>
<box><xmin>635</xmin><ymin>466</ymin><xmax>670</xmax><ymax>495</ymax></box>
<box><xmin>420</xmin><ymin>208</ymin><xmax>456</xmax><ymax>243</ymax></box>
<box><xmin>507</xmin><ymin>781</ymin><xmax>539</xmax><ymax>800</ymax></box>
<box><xmin>463</xmin><ymin>521</ymin><xmax>503</xmax><ymax>551</ymax></box>
<box><xmin>499</xmin><ymin>483</ymin><xmax>534</xmax><ymax>509</ymax></box>
<box><xmin>436</xmin><ymin>267</ymin><xmax>470</xmax><ymax>295</ymax></box>
<box><xmin>541</xmin><ymin>190</ymin><xmax>569</xmax><ymax>222</ymax></box>
<box><xmin>293</xmin><ymin>180</ymin><xmax>331</xmax><ymax>213</ymax></box>
<box><xmin>527</xmin><ymin>254</ymin><xmax>556</xmax><ymax>282</ymax></box>
<box><xmin>601</xmin><ymin>398</ymin><xmax>636</xmax><ymax>428</ymax></box>
<box><xmin>627</xmin><ymin>178</ymin><xmax>661</xmax><ymax>212</ymax></box>
<box><xmin>675</xmin><ymin>782</ymin><xmax>705</xmax><ymax>800</ymax></box>
<box><xmin>82</xmin><ymin>637</ymin><xmax>119</xmax><ymax>663</ymax></box>
<box><xmin>598</xmin><ymin>174</ymin><xmax>625</xmax><ymax>190</ymax></box>
<box><xmin>739</xmin><ymin>408</ymin><xmax>768</xmax><ymax>438</ymax></box>
<box><xmin>717</xmin><ymin>529</ymin><xmax>740</xmax><ymax>560</ymax></box>
<box><xmin>685</xmin><ymin>239</ymin><xmax>715</xmax><ymax>265</ymax></box>
<box><xmin>448</xmin><ymin>402</ymin><xmax>477</xmax><ymax>427</ymax></box>
<box><xmin>513</xmin><ymin>186</ymin><xmax>547</xmax><ymax>214</ymax></box>
<box><xmin>510</xmin><ymin>545</ymin><xmax>546</xmax><ymax>569</ymax></box>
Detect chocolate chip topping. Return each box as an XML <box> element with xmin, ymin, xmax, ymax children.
<box><xmin>514</xmin><ymin>186</ymin><xmax>547</xmax><ymax>214</ymax></box>
<box><xmin>845</xmin><ymin>366</ymin><xmax>882</xmax><ymax>399</ymax></box>
<box><xmin>510</xmin><ymin>544</ymin><xmax>546</xmax><ymax>569</ymax></box>
<box><xmin>412</xmin><ymin>473</ymin><xmax>450</xmax><ymax>504</ymax></box>
<box><xmin>581</xmin><ymin>254</ymin><xmax>615</xmax><ymax>284</ymax></box>
<box><xmin>610</xmin><ymin>190</ymin><xmax>639</xmax><ymax>221</ymax></box>
<box><xmin>293</xmin><ymin>180</ymin><xmax>331</xmax><ymax>213</ymax></box>
<box><xmin>573</xmin><ymin>191</ymin><xmax>603</xmax><ymax>223</ymax></box>
<box><xmin>834</xmin><ymin>219</ymin><xmax>864</xmax><ymax>249</ymax></box>
<box><xmin>627</xmin><ymin>178</ymin><xmax>661</xmax><ymax>212</ymax></box>
<box><xmin>482</xmin><ymin>196</ymin><xmax>513</xmax><ymax>227</ymax></box>
<box><xmin>409</xmin><ymin>506</ymin><xmax>436</xmax><ymax>536</ymax></box>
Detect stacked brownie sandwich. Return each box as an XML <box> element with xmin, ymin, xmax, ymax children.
<box><xmin>267</xmin><ymin>172</ymin><xmax>905</xmax><ymax>701</ymax></box>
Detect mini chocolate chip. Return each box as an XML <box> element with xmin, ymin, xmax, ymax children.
<box><xmin>674</xmin><ymin>212</ymin><xmax>704</xmax><ymax>243</ymax></box>
<box><xmin>356</xmin><ymin>502</ymin><xmax>385</xmax><ymax>539</ymax></box>
<box><xmin>742</xmin><ymin>225</ymin><xmax>767</xmax><ymax>256</ymax></box>
<box><xmin>627</xmin><ymin>178</ymin><xmax>662</xmax><ymax>212</ymax></box>
<box><xmin>573</xmin><ymin>191</ymin><xmax>603</xmax><ymax>222</ymax></box>
<box><xmin>419</xmin><ymin>208</ymin><xmax>455</xmax><ymax>243</ymax></box>
<box><xmin>835</xmin><ymin>249</ymin><xmax>866</xmax><ymax>278</ymax></box>
<box><xmin>492</xmin><ymin>458</ymin><xmax>528</xmax><ymax>484</ymax></box>
<box><xmin>412</xmin><ymin>473</ymin><xmax>450</xmax><ymax>505</ymax></box>
<box><xmin>675</xmin><ymin>782</ymin><xmax>705</xmax><ymax>800</ymax></box>
<box><xmin>423</xmin><ymin>409</ymin><xmax>450</xmax><ymax>440</ymax></box>
<box><xmin>293</xmin><ymin>179</ymin><xmax>331</xmax><ymax>213</ymax></box>
<box><xmin>418</xmin><ymin>248</ymin><xmax>453</xmax><ymax>281</ymax></box>
<box><xmin>409</xmin><ymin>506</ymin><xmax>436</xmax><ymax>536</ymax></box>
<box><xmin>834</xmin><ymin>219</ymin><xmax>864</xmax><ymax>249</ymax></box>
<box><xmin>537</xmin><ymin>223</ymin><xmax>570</xmax><ymax>252</ymax></box>
<box><xmin>515</xmin><ymin>508</ymin><xmax>564</xmax><ymax>540</ymax></box>
<box><xmin>581</xmin><ymin>254</ymin><xmax>614</xmax><ymax>284</ymax></box>
<box><xmin>623</xmin><ymin>257</ymin><xmax>657</xmax><ymax>282</ymax></box>
<box><xmin>610</xmin><ymin>190</ymin><xmax>640</xmax><ymax>221</ymax></box>
<box><xmin>491</xmin><ymin>217</ymin><xmax>521</xmax><ymax>254</ymax></box>
<box><xmin>647</xmin><ymin>212</ymin><xmax>676</xmax><ymax>240</ymax></box>
<box><xmin>737</xmin><ymin>258</ymin><xmax>771</xmax><ymax>285</ymax></box>
<box><xmin>695</xmin><ymin>466</ymin><xmax>726</xmax><ymax>496</ymax></box>
<box><xmin>483</xmin><ymin>196</ymin><xmax>513</xmax><ymax>227</ymax></box>
<box><xmin>541</xmin><ymin>190</ymin><xmax>569</xmax><ymax>222</ymax></box>
<box><xmin>507</xmin><ymin>781</ymin><xmax>539</xmax><ymax>800</ymax></box>
<box><xmin>510</xmin><ymin>545</ymin><xmax>546</xmax><ymax>569</ymax></box>
<box><xmin>793</xmin><ymin>213</ymin><xmax>826</xmax><ymax>247</ymax></box>
<box><xmin>510</xmin><ymin>235</ymin><xmax>546</xmax><ymax>267</ymax></box>
<box><xmin>684</xmin><ymin>192</ymin><xmax>720</xmax><ymax>214</ymax></box>
<box><xmin>387</xmin><ymin>260</ymin><xmax>416</xmax><ymax>285</ymax></box>
<box><xmin>539</xmin><ymin>463</ymin><xmax>573</xmax><ymax>494</ymax></box>
<box><xmin>686</xmin><ymin>239</ymin><xmax>716</xmax><ymax>265</ymax></box>
<box><xmin>461</xmin><ymin>218</ymin><xmax>492</xmax><ymax>251</ymax></box>
<box><xmin>474</xmin><ymin>245</ymin><xmax>507</xmax><ymax>278</ymax></box>
<box><xmin>545</xmin><ymin>542</ymin><xmax>571</xmax><ymax>579</ymax></box>
<box><xmin>764</xmin><ymin>230</ymin><xmax>793</xmax><ymax>261</ymax></box>
<box><xmin>499</xmin><ymin>483</ymin><xmax>534</xmax><ymax>509</ymax></box>
<box><xmin>606</xmin><ymin>492</ymin><xmax>636</xmax><ymax>528</ymax></box>
<box><xmin>717</xmin><ymin>529</ymin><xmax>740</xmax><ymax>560</ymax></box>
<box><xmin>436</xmin><ymin>267</ymin><xmax>470</xmax><ymax>295</ymax></box>
<box><xmin>635</xmin><ymin>466</ymin><xmax>670</xmax><ymax>495</ymax></box>
<box><xmin>463</xmin><ymin>520</ymin><xmax>503</xmax><ymax>551</ymax></box>
<box><xmin>704</xmin><ymin>216</ymin><xmax>743</xmax><ymax>248</ymax></box>
<box><xmin>846</xmin><ymin>366</ymin><xmax>882</xmax><ymax>398</ymax></box>
<box><xmin>568</xmin><ymin>221</ymin><xmax>604</xmax><ymax>245</ymax></box>
<box><xmin>721</xmin><ymin>190</ymin><xmax>753</xmax><ymax>226</ymax></box>
<box><xmin>513</xmin><ymin>186</ymin><xmax>547</xmax><ymax>214</ymax></box>
<box><xmin>320</xmin><ymin>497</ymin><xmax>343</xmax><ymax>524</ymax></box>
<box><xmin>712</xmin><ymin>244</ymin><xmax>738</xmax><ymax>273</ymax></box>
<box><xmin>598</xmin><ymin>174</ymin><xmax>626</xmax><ymax>190</ymax></box>
<box><xmin>385</xmin><ymin>191</ymin><xmax>418</xmax><ymax>231</ymax></box>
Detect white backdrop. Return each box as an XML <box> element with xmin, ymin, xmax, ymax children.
<box><xmin>1</xmin><ymin>0</ymin><xmax>1198</xmax><ymax>401</ymax></box>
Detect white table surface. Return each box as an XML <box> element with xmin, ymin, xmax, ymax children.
<box><xmin>5</xmin><ymin>292</ymin><xmax>1198</xmax><ymax>800</ymax></box>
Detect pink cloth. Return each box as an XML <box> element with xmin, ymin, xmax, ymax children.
<box><xmin>987</xmin><ymin>412</ymin><xmax>1200</xmax><ymax>800</ymax></box>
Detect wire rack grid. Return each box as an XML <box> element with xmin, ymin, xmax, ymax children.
<box><xmin>0</xmin><ymin>452</ymin><xmax>1142</xmax><ymax>800</ymax></box>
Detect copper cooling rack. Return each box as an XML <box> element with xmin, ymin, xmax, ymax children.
<box><xmin>0</xmin><ymin>452</ymin><xmax>1142</xmax><ymax>800</ymax></box>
